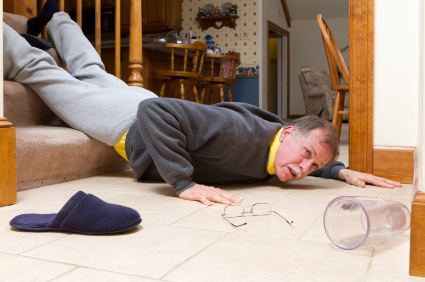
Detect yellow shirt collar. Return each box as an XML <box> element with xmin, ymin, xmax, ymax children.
<box><xmin>267</xmin><ymin>127</ymin><xmax>283</xmax><ymax>175</ymax></box>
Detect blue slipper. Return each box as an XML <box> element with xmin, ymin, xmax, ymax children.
<box><xmin>10</xmin><ymin>191</ymin><xmax>141</xmax><ymax>234</ymax></box>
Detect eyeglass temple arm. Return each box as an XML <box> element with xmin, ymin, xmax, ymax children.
<box><xmin>272</xmin><ymin>211</ymin><xmax>294</xmax><ymax>228</ymax></box>
<box><xmin>221</xmin><ymin>214</ymin><xmax>247</xmax><ymax>228</ymax></box>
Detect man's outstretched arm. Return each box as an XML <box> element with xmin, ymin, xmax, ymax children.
<box><xmin>309</xmin><ymin>161</ymin><xmax>402</xmax><ymax>188</ymax></box>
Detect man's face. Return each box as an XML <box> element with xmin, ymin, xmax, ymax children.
<box><xmin>274</xmin><ymin>126</ymin><xmax>332</xmax><ymax>182</ymax></box>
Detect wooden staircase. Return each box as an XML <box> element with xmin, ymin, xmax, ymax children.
<box><xmin>1</xmin><ymin>0</ymin><xmax>144</xmax><ymax>207</ymax></box>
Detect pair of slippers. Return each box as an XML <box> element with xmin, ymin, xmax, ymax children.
<box><xmin>10</xmin><ymin>191</ymin><xmax>141</xmax><ymax>235</ymax></box>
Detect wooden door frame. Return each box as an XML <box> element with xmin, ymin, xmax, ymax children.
<box><xmin>349</xmin><ymin>0</ymin><xmax>374</xmax><ymax>173</ymax></box>
<box><xmin>267</xmin><ymin>21</ymin><xmax>298</xmax><ymax>119</ymax></box>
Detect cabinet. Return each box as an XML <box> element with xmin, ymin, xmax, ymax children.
<box><xmin>142</xmin><ymin>0</ymin><xmax>182</xmax><ymax>32</ymax></box>
<box><xmin>68</xmin><ymin>0</ymin><xmax>182</xmax><ymax>33</ymax></box>
<box><xmin>69</xmin><ymin>0</ymin><xmax>113</xmax><ymax>10</ymax></box>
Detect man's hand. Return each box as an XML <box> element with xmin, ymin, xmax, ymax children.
<box><xmin>339</xmin><ymin>169</ymin><xmax>402</xmax><ymax>188</ymax></box>
<box><xmin>178</xmin><ymin>184</ymin><xmax>244</xmax><ymax>206</ymax></box>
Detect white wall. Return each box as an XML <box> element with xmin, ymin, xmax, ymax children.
<box><xmin>259</xmin><ymin>0</ymin><xmax>289</xmax><ymax>110</ymax></box>
<box><xmin>416</xmin><ymin>0</ymin><xmax>425</xmax><ymax>195</ymax></box>
<box><xmin>374</xmin><ymin>0</ymin><xmax>420</xmax><ymax>147</ymax></box>
<box><xmin>289</xmin><ymin>17</ymin><xmax>349</xmax><ymax>115</ymax></box>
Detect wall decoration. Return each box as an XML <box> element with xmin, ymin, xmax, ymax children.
<box><xmin>182</xmin><ymin>0</ymin><xmax>259</xmax><ymax>69</ymax></box>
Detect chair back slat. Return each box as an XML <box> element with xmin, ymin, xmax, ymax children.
<box><xmin>211</xmin><ymin>58</ymin><xmax>214</xmax><ymax>77</ymax></box>
<box><xmin>183</xmin><ymin>49</ymin><xmax>188</xmax><ymax>72</ymax></box>
<box><xmin>198</xmin><ymin>53</ymin><xmax>205</xmax><ymax>74</ymax></box>
<box><xmin>192</xmin><ymin>51</ymin><xmax>199</xmax><ymax>72</ymax></box>
<box><xmin>115</xmin><ymin>0</ymin><xmax>121</xmax><ymax>78</ymax></box>
<box><xmin>221</xmin><ymin>59</ymin><xmax>225</xmax><ymax>78</ymax></box>
<box><xmin>317</xmin><ymin>14</ymin><xmax>349</xmax><ymax>86</ymax></box>
<box><xmin>171</xmin><ymin>48</ymin><xmax>175</xmax><ymax>71</ymax></box>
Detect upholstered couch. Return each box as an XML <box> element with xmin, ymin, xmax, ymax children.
<box><xmin>298</xmin><ymin>70</ymin><xmax>348</xmax><ymax>121</ymax></box>
<box><xmin>4</xmin><ymin>80</ymin><xmax>130</xmax><ymax>192</ymax></box>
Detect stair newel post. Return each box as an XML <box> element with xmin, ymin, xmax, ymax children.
<box><xmin>128</xmin><ymin>0</ymin><xmax>143</xmax><ymax>87</ymax></box>
<box><xmin>0</xmin><ymin>118</ymin><xmax>17</xmax><ymax>207</ymax></box>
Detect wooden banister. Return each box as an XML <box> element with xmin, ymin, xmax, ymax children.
<box><xmin>41</xmin><ymin>0</ymin><xmax>47</xmax><ymax>39</ymax></box>
<box><xmin>128</xmin><ymin>0</ymin><xmax>143</xmax><ymax>87</ymax></box>
<box><xmin>38</xmin><ymin>0</ymin><xmax>143</xmax><ymax>83</ymax></box>
<box><xmin>115</xmin><ymin>0</ymin><xmax>121</xmax><ymax>79</ymax></box>
<box><xmin>95</xmin><ymin>0</ymin><xmax>101</xmax><ymax>56</ymax></box>
<box><xmin>76</xmin><ymin>0</ymin><xmax>82</xmax><ymax>28</ymax></box>
<box><xmin>58</xmin><ymin>0</ymin><xmax>64</xmax><ymax>11</ymax></box>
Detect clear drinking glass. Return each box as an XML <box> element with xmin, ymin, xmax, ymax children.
<box><xmin>323</xmin><ymin>196</ymin><xmax>410</xmax><ymax>250</ymax></box>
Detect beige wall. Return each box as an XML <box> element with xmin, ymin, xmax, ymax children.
<box><xmin>374</xmin><ymin>0</ymin><xmax>420</xmax><ymax>147</ymax></box>
<box><xmin>259</xmin><ymin>0</ymin><xmax>288</xmax><ymax>110</ymax></box>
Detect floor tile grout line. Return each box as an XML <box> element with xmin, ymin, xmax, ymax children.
<box><xmin>296</xmin><ymin>212</ymin><xmax>324</xmax><ymax>240</ymax></box>
<box><xmin>146</xmin><ymin>219</ymin><xmax>324</xmax><ymax>243</ymax></box>
<box><xmin>17</xmin><ymin>248</ymin><xmax>167</xmax><ymax>281</ymax></box>
<box><xmin>271</xmin><ymin>191</ymin><xmax>292</xmax><ymax>205</ymax></box>
<box><xmin>21</xmin><ymin>177</ymin><xmax>135</xmax><ymax>192</ymax></box>
<box><xmin>160</xmin><ymin>220</ymin><xmax>313</xmax><ymax>242</ymax></box>
<box><xmin>167</xmin><ymin>206</ymin><xmax>210</xmax><ymax>225</ymax></box>
<box><xmin>0</xmin><ymin>249</ymin><xmax>79</xmax><ymax>267</ymax></box>
<box><xmin>17</xmin><ymin>234</ymin><xmax>72</xmax><ymax>255</ymax></box>
<box><xmin>45</xmin><ymin>265</ymin><xmax>79</xmax><ymax>282</ymax></box>
<box><xmin>45</xmin><ymin>265</ymin><xmax>165</xmax><ymax>282</ymax></box>
<box><xmin>158</xmin><ymin>232</ymin><xmax>229</xmax><ymax>280</ymax></box>
<box><xmin>362</xmin><ymin>248</ymin><xmax>376</xmax><ymax>282</ymax></box>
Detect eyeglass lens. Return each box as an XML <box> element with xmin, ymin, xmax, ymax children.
<box><xmin>223</xmin><ymin>205</ymin><xmax>245</xmax><ymax>217</ymax></box>
<box><xmin>250</xmin><ymin>203</ymin><xmax>272</xmax><ymax>216</ymax></box>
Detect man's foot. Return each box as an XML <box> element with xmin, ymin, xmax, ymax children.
<box><xmin>27</xmin><ymin>0</ymin><xmax>60</xmax><ymax>36</ymax></box>
<box><xmin>21</xmin><ymin>34</ymin><xmax>52</xmax><ymax>50</ymax></box>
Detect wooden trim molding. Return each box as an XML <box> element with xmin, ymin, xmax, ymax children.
<box><xmin>349</xmin><ymin>0</ymin><xmax>374</xmax><ymax>174</ymax></box>
<box><xmin>0</xmin><ymin>118</ymin><xmax>17</xmax><ymax>207</ymax></box>
<box><xmin>280</xmin><ymin>0</ymin><xmax>291</xmax><ymax>28</ymax></box>
<box><xmin>410</xmin><ymin>193</ymin><xmax>425</xmax><ymax>277</ymax></box>
<box><xmin>372</xmin><ymin>146</ymin><xmax>414</xmax><ymax>184</ymax></box>
<box><xmin>267</xmin><ymin>21</ymin><xmax>291</xmax><ymax>117</ymax></box>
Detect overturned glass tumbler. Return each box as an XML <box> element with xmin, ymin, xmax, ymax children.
<box><xmin>323</xmin><ymin>196</ymin><xmax>411</xmax><ymax>250</ymax></box>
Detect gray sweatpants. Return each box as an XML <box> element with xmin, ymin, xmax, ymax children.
<box><xmin>3</xmin><ymin>12</ymin><xmax>157</xmax><ymax>146</ymax></box>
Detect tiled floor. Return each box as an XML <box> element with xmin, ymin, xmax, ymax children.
<box><xmin>1</xmin><ymin>124</ymin><xmax>423</xmax><ymax>281</ymax></box>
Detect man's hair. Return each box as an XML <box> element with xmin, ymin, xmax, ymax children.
<box><xmin>286</xmin><ymin>116</ymin><xmax>339</xmax><ymax>166</ymax></box>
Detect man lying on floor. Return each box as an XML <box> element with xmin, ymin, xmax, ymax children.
<box><xmin>3</xmin><ymin>1</ymin><xmax>401</xmax><ymax>206</ymax></box>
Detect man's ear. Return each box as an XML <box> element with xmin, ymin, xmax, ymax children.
<box><xmin>279</xmin><ymin>126</ymin><xmax>295</xmax><ymax>142</ymax></box>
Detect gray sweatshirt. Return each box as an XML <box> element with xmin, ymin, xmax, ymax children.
<box><xmin>126</xmin><ymin>98</ymin><xmax>345</xmax><ymax>195</ymax></box>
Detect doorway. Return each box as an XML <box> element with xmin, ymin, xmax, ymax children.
<box><xmin>267</xmin><ymin>21</ymin><xmax>290</xmax><ymax>119</ymax></box>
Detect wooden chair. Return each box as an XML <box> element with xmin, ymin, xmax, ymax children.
<box><xmin>199</xmin><ymin>52</ymin><xmax>240</xmax><ymax>104</ymax></box>
<box><xmin>317</xmin><ymin>14</ymin><xmax>349</xmax><ymax>141</ymax></box>
<box><xmin>151</xmin><ymin>42</ymin><xmax>208</xmax><ymax>103</ymax></box>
